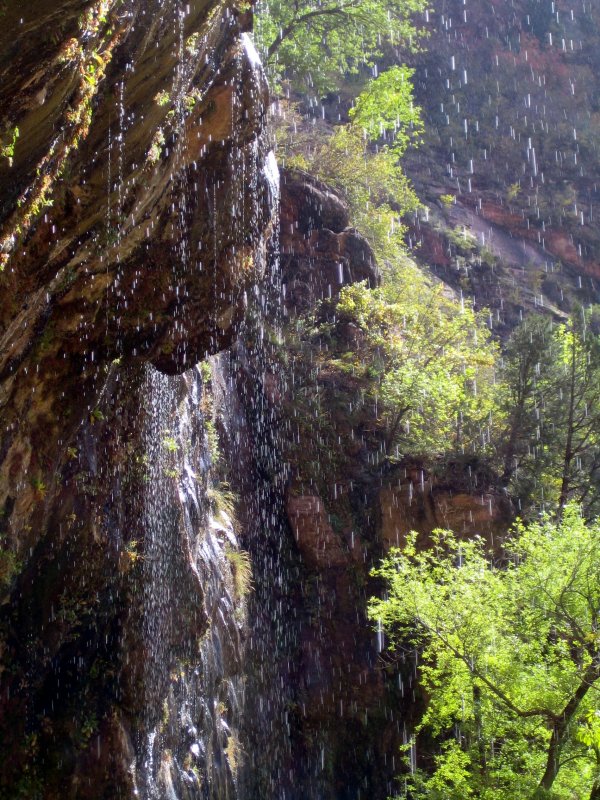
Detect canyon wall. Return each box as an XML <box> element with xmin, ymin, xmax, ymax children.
<box><xmin>3</xmin><ymin>1</ymin><xmax>599</xmax><ymax>798</ymax></box>
<box><xmin>0</xmin><ymin>1</ymin><xmax>276</xmax><ymax>796</ymax></box>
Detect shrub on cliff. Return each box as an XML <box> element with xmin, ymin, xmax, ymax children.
<box><xmin>276</xmin><ymin>67</ymin><xmax>423</xmax><ymax>264</ymax></box>
<box><xmin>333</xmin><ymin>262</ymin><xmax>502</xmax><ymax>460</ymax></box>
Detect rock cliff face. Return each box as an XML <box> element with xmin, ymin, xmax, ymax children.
<box><xmin>0</xmin><ymin>1</ymin><xmax>276</xmax><ymax>796</ymax></box>
<box><xmin>5</xmin><ymin>1</ymin><xmax>597</xmax><ymax>798</ymax></box>
<box><xmin>215</xmin><ymin>166</ymin><xmax>511</xmax><ymax>799</ymax></box>
<box><xmin>265</xmin><ymin>2</ymin><xmax>600</xmax><ymax>792</ymax></box>
<box><xmin>279</xmin><ymin>168</ymin><xmax>378</xmax><ymax>313</ymax></box>
<box><xmin>404</xmin><ymin>0</ymin><xmax>600</xmax><ymax>328</ymax></box>
<box><xmin>0</xmin><ymin>0</ymin><xmax>275</xmax><ymax>552</ymax></box>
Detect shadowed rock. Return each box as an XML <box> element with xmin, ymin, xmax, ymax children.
<box><xmin>0</xmin><ymin>0</ymin><xmax>275</xmax><ymax>795</ymax></box>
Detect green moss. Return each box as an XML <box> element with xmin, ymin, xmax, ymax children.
<box><xmin>0</xmin><ymin>547</ymin><xmax>20</xmax><ymax>589</ymax></box>
<box><xmin>161</xmin><ymin>434</ymin><xmax>178</xmax><ymax>453</ymax></box>
<box><xmin>205</xmin><ymin>418</ymin><xmax>220</xmax><ymax>464</ymax></box>
<box><xmin>0</xmin><ymin>126</ymin><xmax>19</xmax><ymax>167</ymax></box>
<box><xmin>0</xmin><ymin>3</ymin><xmax>121</xmax><ymax>269</ymax></box>
<box><xmin>225</xmin><ymin>547</ymin><xmax>253</xmax><ymax>601</ymax></box>
<box><xmin>74</xmin><ymin>712</ymin><xmax>98</xmax><ymax>750</ymax></box>
<box><xmin>30</xmin><ymin>476</ymin><xmax>47</xmax><ymax>497</ymax></box>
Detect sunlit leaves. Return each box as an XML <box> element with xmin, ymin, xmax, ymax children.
<box><xmin>335</xmin><ymin>267</ymin><xmax>501</xmax><ymax>459</ymax></box>
<box><xmin>369</xmin><ymin>507</ymin><xmax>600</xmax><ymax>799</ymax></box>
<box><xmin>307</xmin><ymin>124</ymin><xmax>420</xmax><ymax>263</ymax></box>
<box><xmin>349</xmin><ymin>66</ymin><xmax>423</xmax><ymax>154</ymax></box>
<box><xmin>254</xmin><ymin>0</ymin><xmax>428</xmax><ymax>95</ymax></box>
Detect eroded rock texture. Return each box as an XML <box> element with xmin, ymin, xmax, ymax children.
<box><xmin>215</xmin><ymin>170</ymin><xmax>513</xmax><ymax>799</ymax></box>
<box><xmin>280</xmin><ymin>168</ymin><xmax>378</xmax><ymax>313</ymax></box>
<box><xmin>0</xmin><ymin>0</ymin><xmax>275</xmax><ymax>796</ymax></box>
<box><xmin>402</xmin><ymin>0</ymin><xmax>600</xmax><ymax>328</ymax></box>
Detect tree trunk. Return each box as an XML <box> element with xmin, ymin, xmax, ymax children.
<box><xmin>535</xmin><ymin>661</ymin><xmax>598</xmax><ymax>796</ymax></box>
<box><xmin>384</xmin><ymin>406</ymin><xmax>410</xmax><ymax>456</ymax></box>
<box><xmin>501</xmin><ymin>353</ymin><xmax>534</xmax><ymax>485</ymax></box>
<box><xmin>557</xmin><ymin>334</ymin><xmax>577</xmax><ymax>514</ymax></box>
<box><xmin>590</xmin><ymin>778</ymin><xmax>600</xmax><ymax>800</ymax></box>
<box><xmin>472</xmin><ymin>682</ymin><xmax>487</xmax><ymax>790</ymax></box>
<box><xmin>502</xmin><ymin>407</ymin><xmax>524</xmax><ymax>484</ymax></box>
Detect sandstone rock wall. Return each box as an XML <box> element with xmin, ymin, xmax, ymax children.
<box><xmin>403</xmin><ymin>0</ymin><xmax>600</xmax><ymax>328</ymax></box>
<box><xmin>0</xmin><ymin>1</ymin><xmax>275</xmax><ymax>795</ymax></box>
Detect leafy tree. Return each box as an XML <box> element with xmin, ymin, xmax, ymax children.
<box><xmin>497</xmin><ymin>308</ymin><xmax>600</xmax><ymax>516</ymax></box>
<box><xmin>550</xmin><ymin>310</ymin><xmax>600</xmax><ymax>513</ymax></box>
<box><xmin>332</xmin><ymin>263</ymin><xmax>501</xmax><ymax>459</ymax></box>
<box><xmin>308</xmin><ymin>125</ymin><xmax>419</xmax><ymax>262</ymax></box>
<box><xmin>254</xmin><ymin>0</ymin><xmax>427</xmax><ymax>95</ymax></box>
<box><xmin>348</xmin><ymin>65</ymin><xmax>423</xmax><ymax>153</ymax></box>
<box><xmin>278</xmin><ymin>69</ymin><xmax>422</xmax><ymax>263</ymax></box>
<box><xmin>369</xmin><ymin>506</ymin><xmax>600</xmax><ymax>799</ymax></box>
<box><xmin>497</xmin><ymin>315</ymin><xmax>555</xmax><ymax>487</ymax></box>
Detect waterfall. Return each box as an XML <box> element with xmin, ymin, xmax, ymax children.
<box><xmin>129</xmin><ymin>74</ymin><xmax>280</xmax><ymax>795</ymax></box>
<box><xmin>131</xmin><ymin>366</ymin><xmax>249</xmax><ymax>800</ymax></box>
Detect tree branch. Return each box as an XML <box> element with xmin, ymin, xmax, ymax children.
<box><xmin>415</xmin><ymin>615</ymin><xmax>559</xmax><ymax>722</ymax></box>
<box><xmin>267</xmin><ymin>6</ymin><xmax>354</xmax><ymax>59</ymax></box>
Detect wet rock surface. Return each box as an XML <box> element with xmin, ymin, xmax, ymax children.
<box><xmin>280</xmin><ymin>168</ymin><xmax>378</xmax><ymax>313</ymax></box>
<box><xmin>0</xmin><ymin>0</ymin><xmax>275</xmax><ymax>553</ymax></box>
<box><xmin>0</xmin><ymin>0</ymin><xmax>273</xmax><ymax>795</ymax></box>
<box><xmin>218</xmin><ymin>171</ymin><xmax>513</xmax><ymax>799</ymax></box>
<box><xmin>3</xmin><ymin>1</ymin><xmax>585</xmax><ymax>797</ymax></box>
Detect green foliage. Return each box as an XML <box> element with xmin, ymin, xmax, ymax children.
<box><xmin>274</xmin><ymin>66</ymin><xmax>422</xmax><ymax>263</ymax></box>
<box><xmin>74</xmin><ymin>712</ymin><xmax>98</xmax><ymax>749</ymax></box>
<box><xmin>334</xmin><ymin>266</ymin><xmax>501</xmax><ymax>458</ymax></box>
<box><xmin>1</xmin><ymin>9</ymin><xmax>119</xmax><ymax>270</ymax></box>
<box><xmin>497</xmin><ymin>314</ymin><xmax>556</xmax><ymax>493</ymax></box>
<box><xmin>255</xmin><ymin>0</ymin><xmax>427</xmax><ymax>95</ymax></box>
<box><xmin>446</xmin><ymin>225</ymin><xmax>478</xmax><ymax>253</ymax></box>
<box><xmin>205</xmin><ymin>418</ymin><xmax>220</xmax><ymax>465</ymax></box>
<box><xmin>506</xmin><ymin>182</ymin><xmax>520</xmax><ymax>203</ymax></box>
<box><xmin>208</xmin><ymin>483</ymin><xmax>237</xmax><ymax>520</ymax></box>
<box><xmin>185</xmin><ymin>32</ymin><xmax>200</xmax><ymax>55</ymax></box>
<box><xmin>199</xmin><ymin>360</ymin><xmax>212</xmax><ymax>383</ymax></box>
<box><xmin>0</xmin><ymin>545</ymin><xmax>20</xmax><ymax>589</ymax></box>
<box><xmin>120</xmin><ymin>539</ymin><xmax>142</xmax><ymax>572</ymax></box>
<box><xmin>161</xmin><ymin>434</ymin><xmax>178</xmax><ymax>453</ymax></box>
<box><xmin>277</xmin><ymin>254</ymin><xmax>502</xmax><ymax>505</ymax></box>
<box><xmin>147</xmin><ymin>128</ymin><xmax>166</xmax><ymax>165</ymax></box>
<box><xmin>370</xmin><ymin>506</ymin><xmax>600</xmax><ymax>799</ymax></box>
<box><xmin>498</xmin><ymin>307</ymin><xmax>600</xmax><ymax>516</ymax></box>
<box><xmin>307</xmin><ymin>125</ymin><xmax>420</xmax><ymax>263</ymax></box>
<box><xmin>0</xmin><ymin>126</ymin><xmax>18</xmax><ymax>167</ymax></box>
<box><xmin>30</xmin><ymin>477</ymin><xmax>47</xmax><ymax>497</ymax></box>
<box><xmin>225</xmin><ymin>547</ymin><xmax>253</xmax><ymax>601</ymax></box>
<box><xmin>274</xmin><ymin>64</ymin><xmax>423</xmax><ymax>266</ymax></box>
<box><xmin>154</xmin><ymin>90</ymin><xmax>171</xmax><ymax>107</ymax></box>
<box><xmin>349</xmin><ymin>66</ymin><xmax>422</xmax><ymax>154</ymax></box>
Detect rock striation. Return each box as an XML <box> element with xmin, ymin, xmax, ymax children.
<box><xmin>0</xmin><ymin>0</ymin><xmax>276</xmax><ymax>795</ymax></box>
